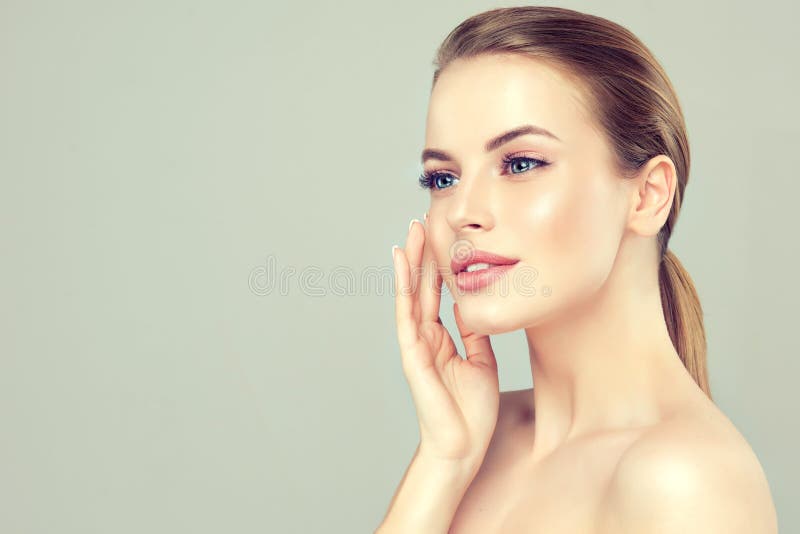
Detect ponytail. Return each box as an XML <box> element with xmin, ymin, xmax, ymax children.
<box><xmin>658</xmin><ymin>249</ymin><xmax>712</xmax><ymax>400</ymax></box>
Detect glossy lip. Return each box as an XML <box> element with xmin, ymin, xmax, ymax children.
<box><xmin>455</xmin><ymin>263</ymin><xmax>519</xmax><ymax>292</ymax></box>
<box><xmin>450</xmin><ymin>249</ymin><xmax>520</xmax><ymax>276</ymax></box>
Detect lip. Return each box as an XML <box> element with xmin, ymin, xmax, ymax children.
<box><xmin>450</xmin><ymin>249</ymin><xmax>520</xmax><ymax>276</ymax></box>
<box><xmin>455</xmin><ymin>262</ymin><xmax>519</xmax><ymax>292</ymax></box>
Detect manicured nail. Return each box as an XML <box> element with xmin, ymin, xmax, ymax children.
<box><xmin>409</xmin><ymin>218</ymin><xmax>420</xmax><ymax>231</ymax></box>
<box><xmin>423</xmin><ymin>212</ymin><xmax>428</xmax><ymax>223</ymax></box>
<box><xmin>391</xmin><ymin>244</ymin><xmax>399</xmax><ymax>258</ymax></box>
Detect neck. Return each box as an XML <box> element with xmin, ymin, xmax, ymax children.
<box><xmin>520</xmin><ymin>244</ymin><xmax>699</xmax><ymax>463</ymax></box>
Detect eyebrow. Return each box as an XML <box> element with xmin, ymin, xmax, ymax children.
<box><xmin>421</xmin><ymin>124</ymin><xmax>562</xmax><ymax>164</ymax></box>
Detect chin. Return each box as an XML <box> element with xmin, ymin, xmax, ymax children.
<box><xmin>455</xmin><ymin>294</ymin><xmax>533</xmax><ymax>336</ymax></box>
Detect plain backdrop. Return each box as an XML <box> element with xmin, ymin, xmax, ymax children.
<box><xmin>1</xmin><ymin>0</ymin><xmax>798</xmax><ymax>532</ymax></box>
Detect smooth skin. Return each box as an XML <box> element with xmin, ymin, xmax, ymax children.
<box><xmin>387</xmin><ymin>53</ymin><xmax>778</xmax><ymax>533</ymax></box>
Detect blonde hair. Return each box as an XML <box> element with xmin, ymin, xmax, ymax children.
<box><xmin>432</xmin><ymin>6</ymin><xmax>711</xmax><ymax>399</ymax></box>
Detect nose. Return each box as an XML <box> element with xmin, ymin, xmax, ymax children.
<box><xmin>445</xmin><ymin>172</ymin><xmax>495</xmax><ymax>234</ymax></box>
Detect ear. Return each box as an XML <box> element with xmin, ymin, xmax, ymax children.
<box><xmin>626</xmin><ymin>155</ymin><xmax>677</xmax><ymax>238</ymax></box>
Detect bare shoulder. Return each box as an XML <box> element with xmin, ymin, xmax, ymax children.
<box><xmin>598</xmin><ymin>402</ymin><xmax>778</xmax><ymax>533</ymax></box>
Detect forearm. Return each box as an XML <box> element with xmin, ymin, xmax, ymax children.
<box><xmin>376</xmin><ymin>444</ymin><xmax>482</xmax><ymax>534</ymax></box>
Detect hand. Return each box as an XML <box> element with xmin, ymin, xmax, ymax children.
<box><xmin>391</xmin><ymin>217</ymin><xmax>500</xmax><ymax>466</ymax></box>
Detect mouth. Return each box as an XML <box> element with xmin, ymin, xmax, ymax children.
<box><xmin>450</xmin><ymin>249</ymin><xmax>520</xmax><ymax>275</ymax></box>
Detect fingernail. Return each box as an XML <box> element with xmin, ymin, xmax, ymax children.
<box><xmin>408</xmin><ymin>218</ymin><xmax>420</xmax><ymax>231</ymax></box>
<box><xmin>423</xmin><ymin>212</ymin><xmax>429</xmax><ymax>223</ymax></box>
<box><xmin>391</xmin><ymin>244</ymin><xmax>399</xmax><ymax>258</ymax></box>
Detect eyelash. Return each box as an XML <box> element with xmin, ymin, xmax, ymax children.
<box><xmin>418</xmin><ymin>154</ymin><xmax>550</xmax><ymax>191</ymax></box>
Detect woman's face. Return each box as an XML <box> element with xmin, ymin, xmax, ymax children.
<box><xmin>423</xmin><ymin>53</ymin><xmax>633</xmax><ymax>335</ymax></box>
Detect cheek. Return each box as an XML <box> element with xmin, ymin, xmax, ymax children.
<box><xmin>512</xmin><ymin>178</ymin><xmax>622</xmax><ymax>296</ymax></box>
<box><xmin>427</xmin><ymin>221</ymin><xmax>454</xmax><ymax>276</ymax></box>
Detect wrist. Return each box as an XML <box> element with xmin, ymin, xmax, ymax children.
<box><xmin>416</xmin><ymin>443</ymin><xmax>488</xmax><ymax>475</ymax></box>
<box><xmin>378</xmin><ymin>445</ymin><xmax>485</xmax><ymax>533</ymax></box>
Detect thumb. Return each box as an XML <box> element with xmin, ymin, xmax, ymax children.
<box><xmin>453</xmin><ymin>302</ymin><xmax>497</xmax><ymax>371</ymax></box>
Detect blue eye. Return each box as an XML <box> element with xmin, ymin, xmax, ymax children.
<box><xmin>506</xmin><ymin>157</ymin><xmax>535</xmax><ymax>174</ymax></box>
<box><xmin>418</xmin><ymin>171</ymin><xmax>459</xmax><ymax>191</ymax></box>
<box><xmin>418</xmin><ymin>155</ymin><xmax>549</xmax><ymax>191</ymax></box>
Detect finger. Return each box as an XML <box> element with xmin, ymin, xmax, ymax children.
<box><xmin>404</xmin><ymin>219</ymin><xmax>424</xmax><ymax>320</ymax></box>
<box><xmin>453</xmin><ymin>302</ymin><xmax>497</xmax><ymax>370</ymax></box>
<box><xmin>393</xmin><ymin>245</ymin><xmax>419</xmax><ymax>353</ymax></box>
<box><xmin>419</xmin><ymin>221</ymin><xmax>443</xmax><ymax>324</ymax></box>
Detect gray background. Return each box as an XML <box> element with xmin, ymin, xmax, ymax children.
<box><xmin>1</xmin><ymin>0</ymin><xmax>797</xmax><ymax>532</ymax></box>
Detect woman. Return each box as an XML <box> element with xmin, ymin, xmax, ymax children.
<box><xmin>377</xmin><ymin>6</ymin><xmax>777</xmax><ymax>534</ymax></box>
